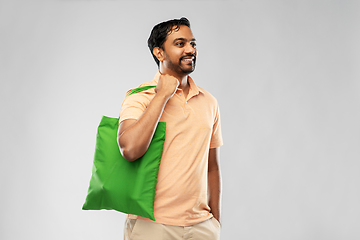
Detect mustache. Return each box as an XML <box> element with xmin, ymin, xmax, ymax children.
<box><xmin>179</xmin><ymin>54</ymin><xmax>196</xmax><ymax>61</ymax></box>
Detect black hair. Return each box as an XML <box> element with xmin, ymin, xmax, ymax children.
<box><xmin>147</xmin><ymin>17</ymin><xmax>191</xmax><ymax>66</ymax></box>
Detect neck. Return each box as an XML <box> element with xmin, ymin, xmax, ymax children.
<box><xmin>159</xmin><ymin>66</ymin><xmax>189</xmax><ymax>90</ymax></box>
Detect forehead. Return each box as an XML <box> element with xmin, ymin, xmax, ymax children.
<box><xmin>165</xmin><ymin>25</ymin><xmax>195</xmax><ymax>43</ymax></box>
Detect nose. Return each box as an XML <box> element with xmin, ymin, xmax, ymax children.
<box><xmin>184</xmin><ymin>43</ymin><xmax>196</xmax><ymax>54</ymax></box>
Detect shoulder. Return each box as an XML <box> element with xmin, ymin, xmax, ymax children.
<box><xmin>121</xmin><ymin>79</ymin><xmax>157</xmax><ymax>110</ymax></box>
<box><xmin>125</xmin><ymin>79</ymin><xmax>157</xmax><ymax>97</ymax></box>
<box><xmin>197</xmin><ymin>86</ymin><xmax>219</xmax><ymax>106</ymax></box>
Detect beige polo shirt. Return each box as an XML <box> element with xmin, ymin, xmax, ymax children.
<box><xmin>119</xmin><ymin>72</ymin><xmax>223</xmax><ymax>226</ymax></box>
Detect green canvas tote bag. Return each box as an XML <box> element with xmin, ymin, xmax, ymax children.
<box><xmin>82</xmin><ymin>85</ymin><xmax>164</xmax><ymax>221</ymax></box>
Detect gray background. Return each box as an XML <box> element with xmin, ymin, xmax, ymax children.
<box><xmin>1</xmin><ymin>0</ymin><xmax>359</xmax><ymax>239</ymax></box>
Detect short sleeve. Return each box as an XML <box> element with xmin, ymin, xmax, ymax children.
<box><xmin>119</xmin><ymin>92</ymin><xmax>152</xmax><ymax>123</ymax></box>
<box><xmin>209</xmin><ymin>102</ymin><xmax>223</xmax><ymax>149</ymax></box>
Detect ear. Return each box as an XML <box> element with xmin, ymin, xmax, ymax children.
<box><xmin>153</xmin><ymin>47</ymin><xmax>164</xmax><ymax>62</ymax></box>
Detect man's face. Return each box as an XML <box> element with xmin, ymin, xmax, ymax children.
<box><xmin>161</xmin><ymin>25</ymin><xmax>197</xmax><ymax>75</ymax></box>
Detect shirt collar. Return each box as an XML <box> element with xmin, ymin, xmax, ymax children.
<box><xmin>153</xmin><ymin>71</ymin><xmax>204</xmax><ymax>96</ymax></box>
<box><xmin>187</xmin><ymin>75</ymin><xmax>204</xmax><ymax>100</ymax></box>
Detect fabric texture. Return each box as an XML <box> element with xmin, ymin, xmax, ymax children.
<box><xmin>124</xmin><ymin>218</ymin><xmax>220</xmax><ymax>240</ymax></box>
<box><xmin>82</xmin><ymin>114</ymin><xmax>166</xmax><ymax>221</ymax></box>
<box><xmin>119</xmin><ymin>72</ymin><xmax>223</xmax><ymax>226</ymax></box>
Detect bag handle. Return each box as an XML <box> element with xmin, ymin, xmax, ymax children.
<box><xmin>126</xmin><ymin>85</ymin><xmax>156</xmax><ymax>97</ymax></box>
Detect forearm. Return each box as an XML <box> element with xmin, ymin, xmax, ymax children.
<box><xmin>208</xmin><ymin>168</ymin><xmax>221</xmax><ymax>223</ymax></box>
<box><xmin>118</xmin><ymin>93</ymin><xmax>169</xmax><ymax>161</ymax></box>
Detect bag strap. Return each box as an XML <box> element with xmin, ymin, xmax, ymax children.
<box><xmin>126</xmin><ymin>85</ymin><xmax>156</xmax><ymax>97</ymax></box>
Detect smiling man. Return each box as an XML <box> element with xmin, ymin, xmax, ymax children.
<box><xmin>118</xmin><ymin>17</ymin><xmax>223</xmax><ymax>240</ymax></box>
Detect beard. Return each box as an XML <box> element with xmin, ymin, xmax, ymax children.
<box><xmin>164</xmin><ymin>52</ymin><xmax>196</xmax><ymax>75</ymax></box>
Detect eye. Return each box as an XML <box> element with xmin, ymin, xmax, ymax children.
<box><xmin>176</xmin><ymin>42</ymin><xmax>184</xmax><ymax>47</ymax></box>
<box><xmin>191</xmin><ymin>42</ymin><xmax>197</xmax><ymax>48</ymax></box>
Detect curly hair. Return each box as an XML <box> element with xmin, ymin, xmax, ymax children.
<box><xmin>147</xmin><ymin>17</ymin><xmax>191</xmax><ymax>66</ymax></box>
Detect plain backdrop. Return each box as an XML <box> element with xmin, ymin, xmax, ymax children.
<box><xmin>1</xmin><ymin>0</ymin><xmax>359</xmax><ymax>239</ymax></box>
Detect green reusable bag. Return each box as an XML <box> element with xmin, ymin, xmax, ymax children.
<box><xmin>82</xmin><ymin>85</ymin><xmax>164</xmax><ymax>221</ymax></box>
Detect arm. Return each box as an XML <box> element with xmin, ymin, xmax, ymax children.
<box><xmin>117</xmin><ymin>74</ymin><xmax>179</xmax><ymax>162</ymax></box>
<box><xmin>208</xmin><ymin>147</ymin><xmax>222</xmax><ymax>224</ymax></box>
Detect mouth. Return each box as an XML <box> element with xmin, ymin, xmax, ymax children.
<box><xmin>180</xmin><ymin>56</ymin><xmax>196</xmax><ymax>65</ymax></box>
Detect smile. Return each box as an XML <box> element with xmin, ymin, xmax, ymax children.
<box><xmin>182</xmin><ymin>59</ymin><xmax>193</xmax><ymax>62</ymax></box>
<box><xmin>180</xmin><ymin>56</ymin><xmax>195</xmax><ymax>64</ymax></box>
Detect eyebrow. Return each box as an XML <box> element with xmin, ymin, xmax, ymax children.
<box><xmin>173</xmin><ymin>37</ymin><xmax>196</xmax><ymax>43</ymax></box>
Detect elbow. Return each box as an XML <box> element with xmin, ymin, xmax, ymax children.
<box><xmin>120</xmin><ymin>147</ymin><xmax>138</xmax><ymax>162</ymax></box>
<box><xmin>117</xmin><ymin>137</ymin><xmax>143</xmax><ymax>162</ymax></box>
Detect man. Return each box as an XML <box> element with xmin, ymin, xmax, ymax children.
<box><xmin>118</xmin><ymin>17</ymin><xmax>223</xmax><ymax>240</ymax></box>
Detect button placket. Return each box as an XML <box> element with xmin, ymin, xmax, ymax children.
<box><xmin>177</xmin><ymin>90</ymin><xmax>185</xmax><ymax>101</ymax></box>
